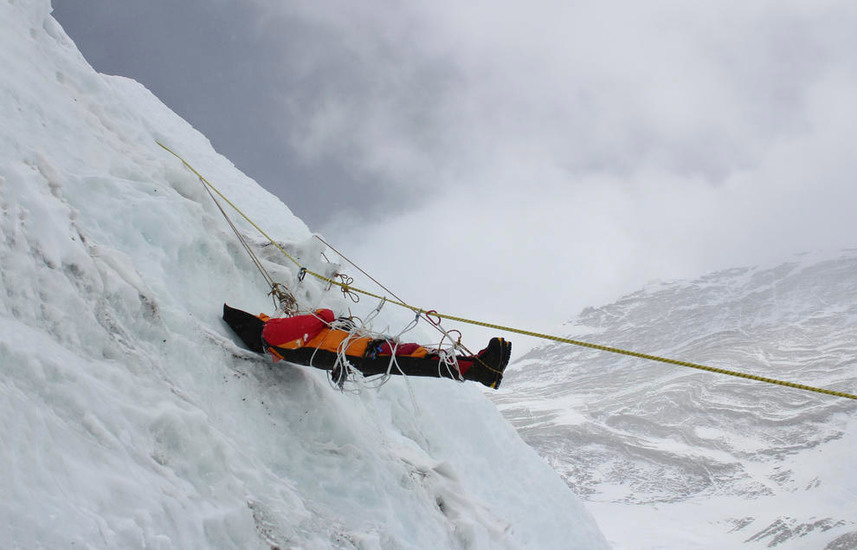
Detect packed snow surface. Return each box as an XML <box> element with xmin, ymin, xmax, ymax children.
<box><xmin>495</xmin><ymin>251</ymin><xmax>857</xmax><ymax>550</ymax></box>
<box><xmin>0</xmin><ymin>2</ymin><xmax>609</xmax><ymax>548</ymax></box>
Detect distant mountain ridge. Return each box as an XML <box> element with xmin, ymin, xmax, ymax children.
<box><xmin>494</xmin><ymin>251</ymin><xmax>857</xmax><ymax>549</ymax></box>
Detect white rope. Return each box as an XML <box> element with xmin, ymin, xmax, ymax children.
<box><xmin>313</xmin><ymin>234</ymin><xmax>479</xmax><ymax>360</ymax></box>
<box><xmin>431</xmin><ymin>326</ymin><xmax>465</xmax><ymax>381</ymax></box>
<box><xmin>325</xmin><ymin>300</ymin><xmax>423</xmax><ymax>392</ymax></box>
<box><xmin>290</xmin><ymin>294</ymin><xmax>466</xmax><ymax>397</ymax></box>
<box><xmin>323</xmin><ymin>304</ymin><xmax>389</xmax><ymax>392</ymax></box>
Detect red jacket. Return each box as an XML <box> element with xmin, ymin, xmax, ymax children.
<box><xmin>261</xmin><ymin>309</ymin><xmax>429</xmax><ymax>363</ymax></box>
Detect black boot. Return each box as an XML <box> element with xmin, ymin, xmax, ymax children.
<box><xmin>466</xmin><ymin>338</ymin><xmax>512</xmax><ymax>389</ymax></box>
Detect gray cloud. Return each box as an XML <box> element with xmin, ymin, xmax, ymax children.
<box><xmin>52</xmin><ymin>0</ymin><xmax>397</xmax><ymax>227</ymax></box>
<box><xmin>53</xmin><ymin>0</ymin><xmax>857</xmax><ymax>342</ymax></box>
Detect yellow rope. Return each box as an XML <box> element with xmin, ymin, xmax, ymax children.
<box><xmin>157</xmin><ymin>142</ymin><xmax>857</xmax><ymax>401</ymax></box>
<box><xmin>422</xmin><ymin>313</ymin><xmax>857</xmax><ymax>400</ymax></box>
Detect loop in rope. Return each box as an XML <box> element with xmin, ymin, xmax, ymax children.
<box><xmin>337</xmin><ymin>274</ymin><xmax>360</xmax><ymax>303</ymax></box>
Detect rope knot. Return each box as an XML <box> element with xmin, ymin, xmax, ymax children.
<box><xmin>337</xmin><ymin>274</ymin><xmax>360</xmax><ymax>303</ymax></box>
<box><xmin>269</xmin><ymin>282</ymin><xmax>299</xmax><ymax>315</ymax></box>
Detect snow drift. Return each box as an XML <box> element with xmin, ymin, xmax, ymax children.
<box><xmin>0</xmin><ymin>2</ymin><xmax>609</xmax><ymax>548</ymax></box>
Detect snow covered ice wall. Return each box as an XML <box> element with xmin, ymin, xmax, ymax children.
<box><xmin>0</xmin><ymin>2</ymin><xmax>609</xmax><ymax>549</ymax></box>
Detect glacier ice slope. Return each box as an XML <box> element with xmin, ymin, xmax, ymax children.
<box><xmin>0</xmin><ymin>2</ymin><xmax>609</xmax><ymax>548</ymax></box>
<box><xmin>496</xmin><ymin>251</ymin><xmax>857</xmax><ymax>549</ymax></box>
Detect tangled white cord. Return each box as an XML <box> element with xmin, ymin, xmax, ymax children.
<box><xmin>296</xmin><ymin>297</ymin><xmax>468</xmax><ymax>394</ymax></box>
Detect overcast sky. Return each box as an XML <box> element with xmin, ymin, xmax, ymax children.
<box><xmin>53</xmin><ymin>0</ymin><xmax>857</xmax><ymax>346</ymax></box>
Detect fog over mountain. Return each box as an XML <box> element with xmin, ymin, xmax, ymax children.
<box><xmin>495</xmin><ymin>251</ymin><xmax>857</xmax><ymax>549</ymax></box>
